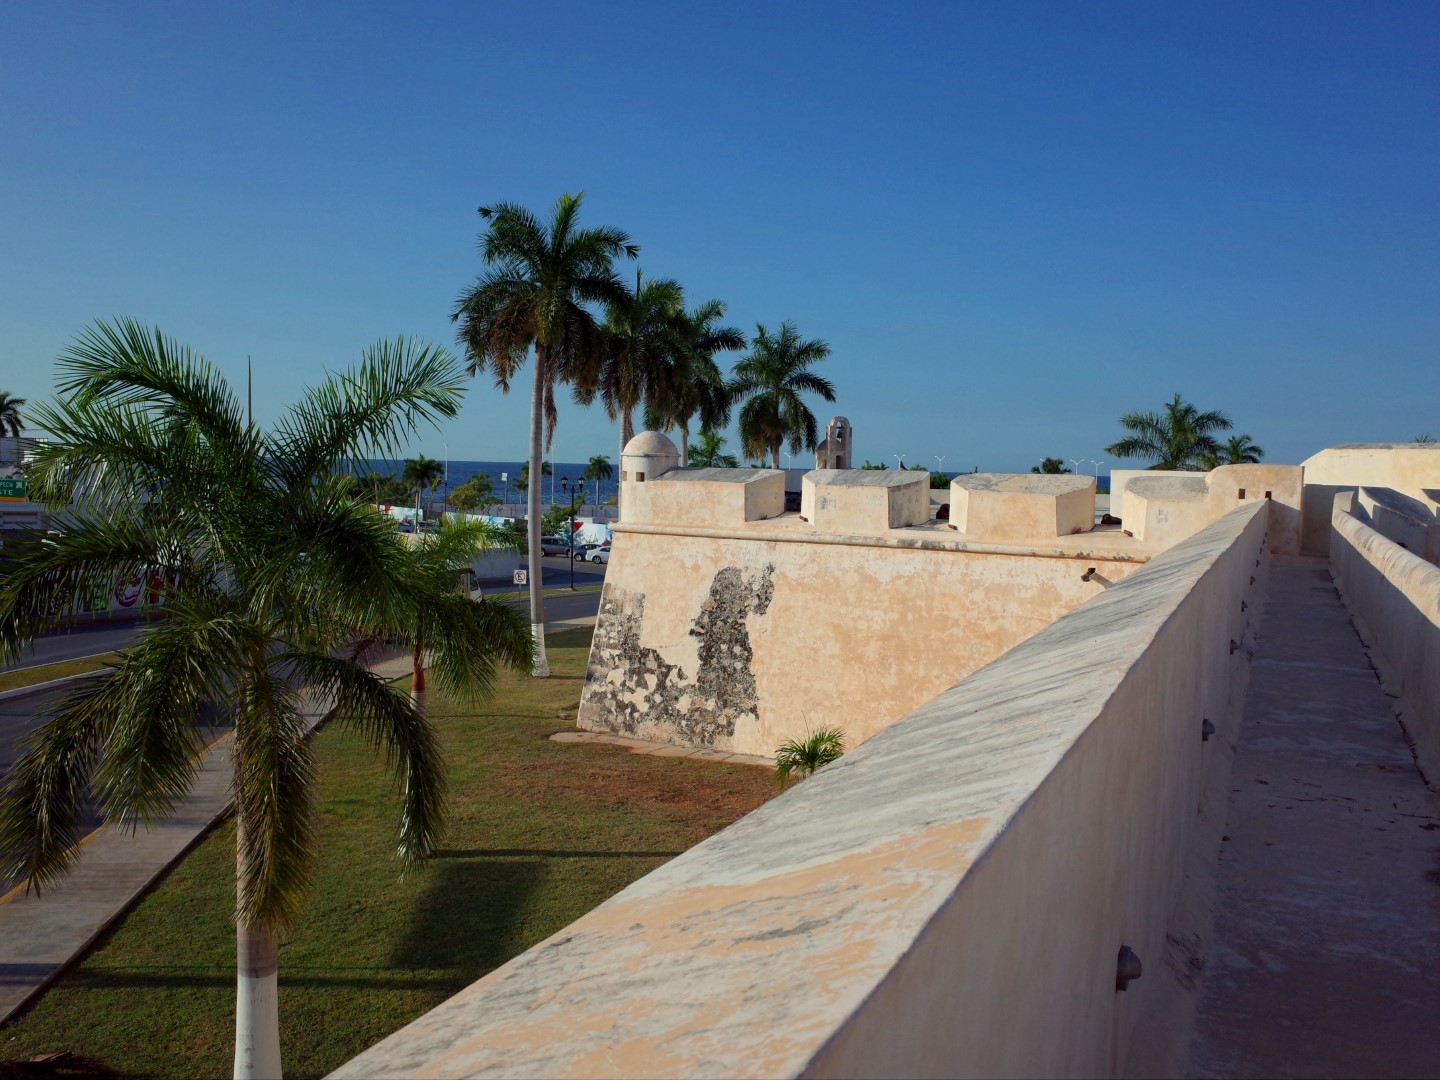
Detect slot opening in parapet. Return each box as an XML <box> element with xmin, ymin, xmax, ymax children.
<box><xmin>1238</xmin><ymin>488</ymin><xmax>1247</xmax><ymax>499</ymax></box>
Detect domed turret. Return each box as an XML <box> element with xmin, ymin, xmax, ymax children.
<box><xmin>622</xmin><ymin>431</ymin><xmax>680</xmax><ymax>485</ymax></box>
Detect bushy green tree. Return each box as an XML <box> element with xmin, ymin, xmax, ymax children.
<box><xmin>447</xmin><ymin>474</ymin><xmax>495</xmax><ymax>512</ymax></box>
<box><xmin>1031</xmin><ymin>457</ymin><xmax>1072</xmax><ymax>474</ymax></box>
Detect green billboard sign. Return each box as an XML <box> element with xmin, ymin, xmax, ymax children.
<box><xmin>0</xmin><ymin>478</ymin><xmax>26</xmax><ymax>502</ymax></box>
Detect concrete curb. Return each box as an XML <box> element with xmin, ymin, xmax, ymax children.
<box><xmin>0</xmin><ymin>666</ymin><xmax>108</xmax><ymax>705</ymax></box>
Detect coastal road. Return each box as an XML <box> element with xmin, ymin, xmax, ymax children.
<box><xmin>0</xmin><ymin>620</ymin><xmax>145</xmax><ymax>673</ymax></box>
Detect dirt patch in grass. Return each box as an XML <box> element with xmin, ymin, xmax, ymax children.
<box><xmin>0</xmin><ymin>627</ymin><xmax>777</xmax><ymax>1078</ymax></box>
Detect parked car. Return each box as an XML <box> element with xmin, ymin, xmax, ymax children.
<box><xmin>539</xmin><ymin>536</ymin><xmax>571</xmax><ymax>557</ymax></box>
<box><xmin>571</xmin><ymin>542</ymin><xmax>609</xmax><ymax>563</ymax></box>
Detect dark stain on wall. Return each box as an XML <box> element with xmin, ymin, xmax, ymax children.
<box><xmin>579</xmin><ymin>564</ymin><xmax>775</xmax><ymax>746</ymax></box>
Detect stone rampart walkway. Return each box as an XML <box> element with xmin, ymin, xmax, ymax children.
<box><xmin>1188</xmin><ymin>556</ymin><xmax>1440</xmax><ymax>1077</ymax></box>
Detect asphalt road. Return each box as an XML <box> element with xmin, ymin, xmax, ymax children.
<box><xmin>0</xmin><ymin>620</ymin><xmax>145</xmax><ymax>673</ymax></box>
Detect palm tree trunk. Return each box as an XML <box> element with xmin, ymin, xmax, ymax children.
<box><xmin>679</xmin><ymin>420</ymin><xmax>689</xmax><ymax>467</ymax></box>
<box><xmin>771</xmin><ymin>441</ymin><xmax>782</xmax><ymax>470</ymax></box>
<box><xmin>412</xmin><ymin>639</ymin><xmax>426</xmax><ymax>695</ymax></box>
<box><xmin>233</xmin><ymin>811</ymin><xmax>281</xmax><ymax>1080</ymax></box>
<box><xmin>527</xmin><ymin>347</ymin><xmax>550</xmax><ymax>677</ymax></box>
<box><xmin>617</xmin><ymin>409</ymin><xmax>634</xmax><ymax>520</ymax></box>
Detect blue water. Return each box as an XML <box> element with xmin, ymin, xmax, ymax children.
<box><xmin>362</xmin><ymin>459</ymin><xmax>619</xmax><ymax>508</ymax></box>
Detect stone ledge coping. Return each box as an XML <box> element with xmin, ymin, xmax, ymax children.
<box><xmin>806</xmin><ymin>469</ymin><xmax>926</xmax><ymax>488</ymax></box>
<box><xmin>951</xmin><ymin>472</ymin><xmax>1094</xmax><ymax>495</ymax></box>
<box><xmin>611</xmin><ymin>520</ymin><xmax>1153</xmax><ymax>562</ymax></box>
<box><xmin>550</xmin><ymin>730</ymin><xmax>772</xmax><ymax>767</ymax></box>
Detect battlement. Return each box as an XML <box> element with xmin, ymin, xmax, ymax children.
<box><xmin>801</xmin><ymin>468</ymin><xmax>930</xmax><ymax>532</ymax></box>
<box><xmin>623</xmin><ymin>467</ymin><xmax>785</xmax><ymax>527</ymax></box>
<box><xmin>949</xmin><ymin>472</ymin><xmax>1095</xmax><ymax>544</ymax></box>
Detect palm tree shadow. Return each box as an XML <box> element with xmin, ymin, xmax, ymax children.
<box><xmin>388</xmin><ymin>858</ymin><xmax>550</xmax><ymax>974</ymax></box>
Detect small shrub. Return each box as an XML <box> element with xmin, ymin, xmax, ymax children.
<box><xmin>774</xmin><ymin>727</ymin><xmax>846</xmax><ymax>788</ymax></box>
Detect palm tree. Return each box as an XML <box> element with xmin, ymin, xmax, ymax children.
<box><xmin>452</xmin><ymin>193</ymin><xmax>636</xmax><ymax>677</ymax></box>
<box><xmin>1221</xmin><ymin>434</ymin><xmax>1264</xmax><ymax>465</ymax></box>
<box><xmin>597</xmin><ymin>271</ymin><xmax>685</xmax><ymax>498</ymax></box>
<box><xmin>774</xmin><ymin>727</ymin><xmax>846</xmax><ymax>789</ymax></box>
<box><xmin>0</xmin><ymin>318</ymin><xmax>532</xmax><ymax>1079</ymax></box>
<box><xmin>583</xmin><ymin>453</ymin><xmax>612</xmax><ymax>509</ymax></box>
<box><xmin>1031</xmin><ymin>457</ymin><xmax>1072</xmax><ymax>474</ymax></box>
<box><xmin>402</xmin><ymin>455</ymin><xmax>444</xmax><ymax>519</ymax></box>
<box><xmin>688</xmin><ymin>430</ymin><xmax>740</xmax><ymax>468</ymax></box>
<box><xmin>729</xmin><ymin>322</ymin><xmax>837</xmax><ymax>469</ymax></box>
<box><xmin>1105</xmin><ymin>393</ymin><xmax>1233</xmax><ymax>471</ymax></box>
<box><xmin>401</xmin><ymin>518</ymin><xmax>528</xmax><ymax>710</ymax></box>
<box><xmin>0</xmin><ymin>391</ymin><xmax>25</xmax><ymax>468</ymax></box>
<box><xmin>645</xmin><ymin>299</ymin><xmax>745</xmax><ymax>464</ymax></box>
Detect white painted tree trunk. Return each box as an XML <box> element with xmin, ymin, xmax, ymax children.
<box><xmin>233</xmin><ymin>920</ymin><xmax>281</xmax><ymax>1078</ymax></box>
<box><xmin>528</xmin><ymin>349</ymin><xmax>549</xmax><ymax>677</ymax></box>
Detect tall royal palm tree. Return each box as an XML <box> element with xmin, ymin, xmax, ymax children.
<box><xmin>452</xmin><ymin>193</ymin><xmax>636</xmax><ymax>676</ymax></box>
<box><xmin>0</xmin><ymin>391</ymin><xmax>25</xmax><ymax>467</ymax></box>
<box><xmin>687</xmin><ymin>429</ymin><xmax>739</xmax><ymax>468</ymax></box>
<box><xmin>645</xmin><ymin>299</ymin><xmax>745</xmax><ymax>464</ymax></box>
<box><xmin>0</xmin><ymin>318</ymin><xmax>532</xmax><ymax>1079</ymax></box>
<box><xmin>597</xmin><ymin>271</ymin><xmax>684</xmax><ymax>503</ymax></box>
<box><xmin>583</xmin><ymin>454</ymin><xmax>612</xmax><ymax>510</ymax></box>
<box><xmin>729</xmin><ymin>322</ymin><xmax>837</xmax><ymax>469</ymax></box>
<box><xmin>1105</xmin><ymin>393</ymin><xmax>1233</xmax><ymax>471</ymax></box>
<box><xmin>402</xmin><ymin>454</ymin><xmax>444</xmax><ymax>519</ymax></box>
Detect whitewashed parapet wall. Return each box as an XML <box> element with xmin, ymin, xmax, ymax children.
<box><xmin>332</xmin><ymin>502</ymin><xmax>1271</xmax><ymax>1080</ymax></box>
<box><xmin>1299</xmin><ymin>442</ymin><xmax>1440</xmax><ymax>554</ymax></box>
<box><xmin>1330</xmin><ymin>493</ymin><xmax>1440</xmax><ymax>786</ymax></box>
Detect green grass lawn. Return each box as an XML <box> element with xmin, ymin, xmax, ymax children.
<box><xmin>0</xmin><ymin>628</ymin><xmax>776</xmax><ymax>1078</ymax></box>
<box><xmin>0</xmin><ymin>652</ymin><xmax>121</xmax><ymax>694</ymax></box>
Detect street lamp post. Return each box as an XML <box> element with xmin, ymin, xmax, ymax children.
<box><xmin>934</xmin><ymin>455</ymin><xmax>945</xmax><ymax>477</ymax></box>
<box><xmin>893</xmin><ymin>454</ymin><xmax>905</xmax><ymax>471</ymax></box>
<box><xmin>1069</xmin><ymin>458</ymin><xmax>1084</xmax><ymax>475</ymax></box>
<box><xmin>561</xmin><ymin>477</ymin><xmax>574</xmax><ymax>590</ymax></box>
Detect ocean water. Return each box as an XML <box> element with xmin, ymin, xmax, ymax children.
<box><xmin>362</xmin><ymin>459</ymin><xmax>619</xmax><ymax>508</ymax></box>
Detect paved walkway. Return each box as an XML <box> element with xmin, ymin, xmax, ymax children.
<box><xmin>1188</xmin><ymin>556</ymin><xmax>1440</xmax><ymax>1078</ymax></box>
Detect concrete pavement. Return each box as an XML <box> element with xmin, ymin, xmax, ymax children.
<box><xmin>1186</xmin><ymin>557</ymin><xmax>1440</xmax><ymax>1077</ymax></box>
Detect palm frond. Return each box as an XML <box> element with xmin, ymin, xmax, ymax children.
<box><xmin>271</xmin><ymin>339</ymin><xmax>466</xmax><ymax>485</ymax></box>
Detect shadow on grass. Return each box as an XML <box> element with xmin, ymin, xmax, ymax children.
<box><xmin>387</xmin><ymin>858</ymin><xmax>549</xmax><ymax>973</ymax></box>
<box><xmin>32</xmin><ymin>967</ymin><xmax>461</xmax><ymax>993</ymax></box>
<box><xmin>431</xmin><ymin>849</ymin><xmax>680</xmax><ymax>859</ymax></box>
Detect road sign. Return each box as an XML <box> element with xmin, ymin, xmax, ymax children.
<box><xmin>0</xmin><ymin>478</ymin><xmax>26</xmax><ymax>503</ymax></box>
<box><xmin>513</xmin><ymin>569</ymin><xmax>527</xmax><ymax>586</ymax></box>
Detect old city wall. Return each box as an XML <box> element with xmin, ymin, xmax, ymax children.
<box><xmin>577</xmin><ymin>524</ymin><xmax>1145</xmax><ymax>756</ymax></box>
<box><xmin>1330</xmin><ymin>493</ymin><xmax>1440</xmax><ymax>786</ymax></box>
<box><xmin>334</xmin><ymin>501</ymin><xmax>1270</xmax><ymax>1080</ymax></box>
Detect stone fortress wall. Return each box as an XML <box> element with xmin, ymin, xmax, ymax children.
<box><xmin>337</xmin><ymin>443</ymin><xmax>1439</xmax><ymax>1079</ymax></box>
<box><xmin>576</xmin><ymin>431</ymin><xmax>1303</xmax><ymax>757</ymax></box>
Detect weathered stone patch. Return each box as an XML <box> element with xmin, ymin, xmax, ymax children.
<box><xmin>579</xmin><ymin>564</ymin><xmax>775</xmax><ymax>746</ymax></box>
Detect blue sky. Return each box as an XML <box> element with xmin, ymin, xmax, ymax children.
<box><xmin>3</xmin><ymin>1</ymin><xmax>1436</xmax><ymax>471</ymax></box>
